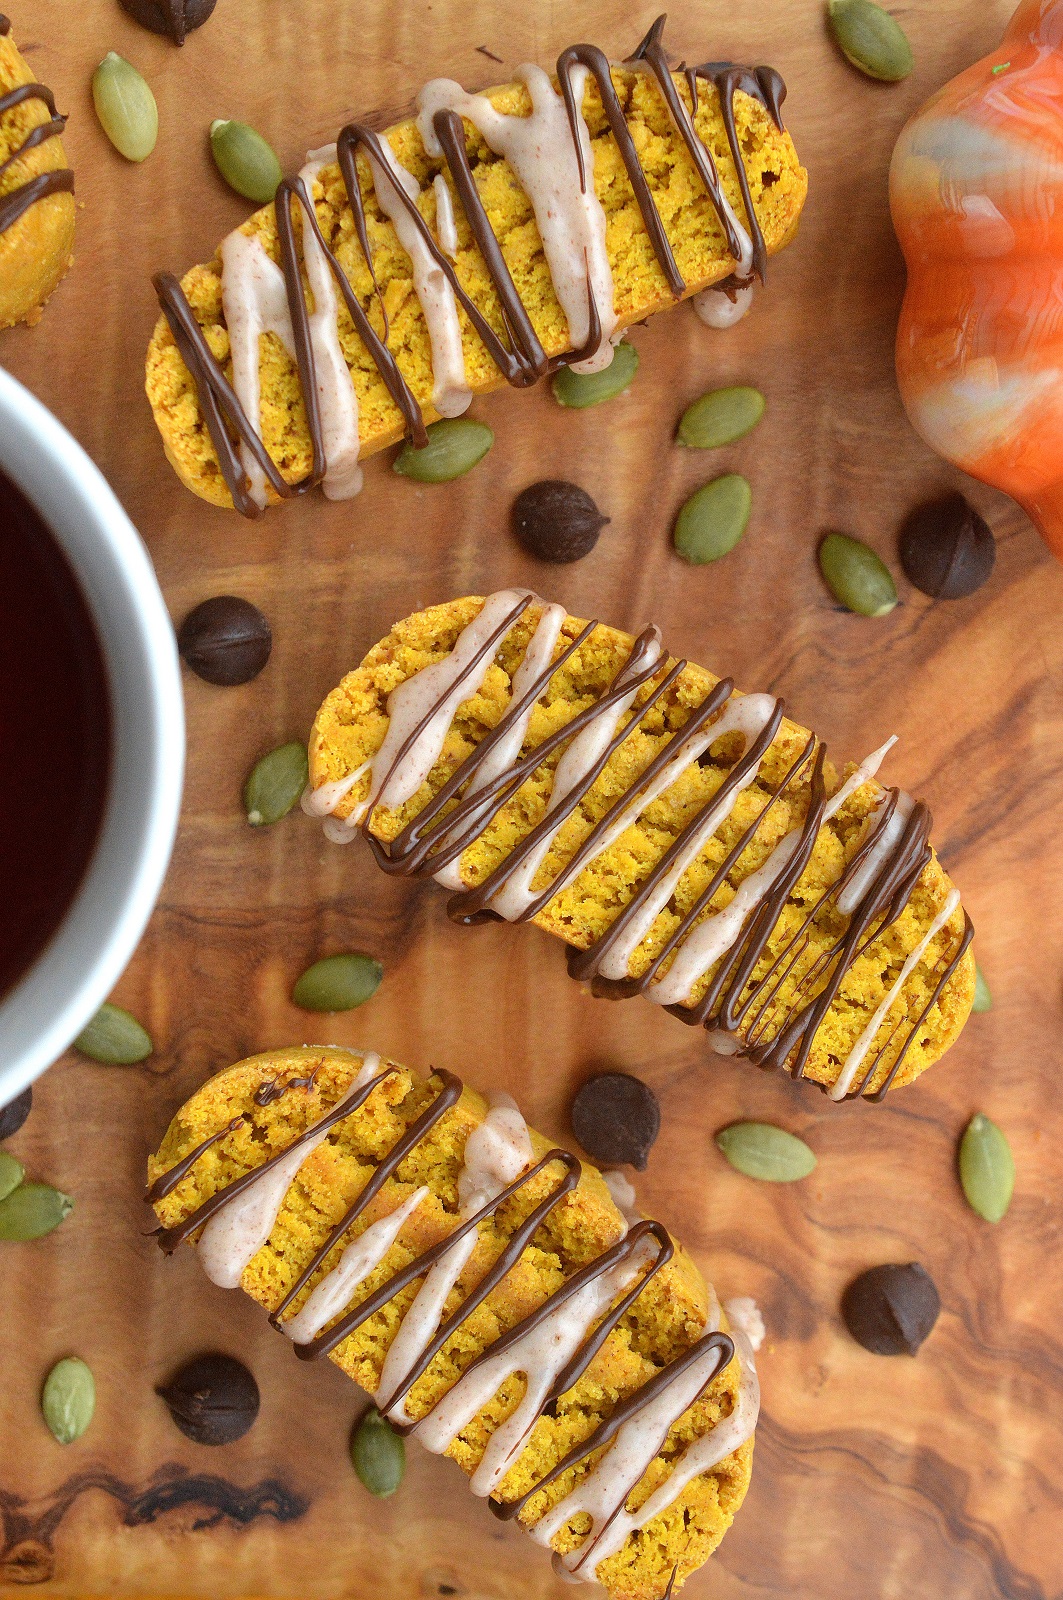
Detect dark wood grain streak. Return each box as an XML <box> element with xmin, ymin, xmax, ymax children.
<box><xmin>1</xmin><ymin>0</ymin><xmax>1061</xmax><ymax>1597</ymax></box>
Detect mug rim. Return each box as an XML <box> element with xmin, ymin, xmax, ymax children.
<box><xmin>0</xmin><ymin>366</ymin><xmax>184</xmax><ymax>1106</ymax></box>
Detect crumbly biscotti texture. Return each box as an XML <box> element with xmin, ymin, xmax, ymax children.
<box><xmin>0</xmin><ymin>28</ymin><xmax>74</xmax><ymax>330</ymax></box>
<box><xmin>145</xmin><ymin>66</ymin><xmax>807</xmax><ymax>507</ymax></box>
<box><xmin>309</xmin><ymin>600</ymin><xmax>975</xmax><ymax>1096</ymax></box>
<box><xmin>149</xmin><ymin>1048</ymin><xmax>752</xmax><ymax>1600</ymax></box>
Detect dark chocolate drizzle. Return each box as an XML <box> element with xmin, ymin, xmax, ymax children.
<box><xmin>333</xmin><ymin>597</ymin><xmax>971</xmax><ymax>1100</ymax></box>
<box><xmin>151</xmin><ymin>1063</ymin><xmax>736</xmax><ymax>1529</ymax></box>
<box><xmin>0</xmin><ymin>70</ymin><xmax>72</xmax><ymax>238</ymax></box>
<box><xmin>153</xmin><ymin>16</ymin><xmax>788</xmax><ymax>516</ymax></box>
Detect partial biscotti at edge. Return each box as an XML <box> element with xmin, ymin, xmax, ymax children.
<box><xmin>0</xmin><ymin>19</ymin><xmax>74</xmax><ymax>330</ymax></box>
<box><xmin>307</xmin><ymin>597</ymin><xmax>975</xmax><ymax>1099</ymax></box>
<box><xmin>144</xmin><ymin>62</ymin><xmax>806</xmax><ymax>509</ymax></box>
<box><xmin>148</xmin><ymin>1048</ymin><xmax>754</xmax><ymax>1600</ymax></box>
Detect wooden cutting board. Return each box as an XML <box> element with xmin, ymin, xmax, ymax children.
<box><xmin>3</xmin><ymin>0</ymin><xmax>1061</xmax><ymax>1595</ymax></box>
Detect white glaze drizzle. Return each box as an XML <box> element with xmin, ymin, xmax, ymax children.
<box><xmin>196</xmin><ymin>1052</ymin><xmax>383</xmax><ymax>1290</ymax></box>
<box><xmin>602</xmin><ymin>1169</ymin><xmax>641</xmax><ymax>1226</ymax></box>
<box><xmin>557</xmin><ymin>1328</ymin><xmax>760</xmax><ymax>1580</ymax></box>
<box><xmin>417</xmin><ymin>65</ymin><xmax>619</xmax><ymax>373</ymax></box>
<box><xmin>836</xmin><ymin>790</ymin><xmax>914</xmax><ymax>916</ymax></box>
<box><xmin>433</xmin><ymin>172</ymin><xmax>459</xmax><ymax>258</ymax></box>
<box><xmin>432</xmin><ymin>602</ymin><xmax>567</xmax><ymax>891</ymax></box>
<box><xmin>656</xmin><ymin>80</ymin><xmax>755</xmax><ymax>282</ymax></box>
<box><xmin>367</xmin><ymin>138</ymin><xmax>472</xmax><ymax>417</ymax></box>
<box><xmin>283</xmin><ymin>1184</ymin><xmax>430</xmax><ymax>1345</ymax></box>
<box><xmin>416</xmin><ymin>1241</ymin><xmax>652</xmax><ymax>1498</ymax></box>
<box><xmin>378</xmin><ymin>1092</ymin><xmax>533</xmax><ymax>1421</ymax></box>
<box><xmin>647</xmin><ymin>736</ymin><xmax>898</xmax><ymax>1006</ymax></box>
<box><xmin>595</xmin><ymin>693</ymin><xmax>780</xmax><ymax>980</ymax></box>
<box><xmin>722</xmin><ymin>1295</ymin><xmax>764</xmax><ymax>1352</ymax></box>
<box><xmin>221</xmin><ymin>155</ymin><xmax>361</xmax><ymax>509</ymax></box>
<box><xmin>829</xmin><ymin>886</ymin><xmax>962</xmax><ymax>1103</ymax></box>
<box><xmin>693</xmin><ymin>279</ymin><xmax>755</xmax><ymax>327</ymax></box>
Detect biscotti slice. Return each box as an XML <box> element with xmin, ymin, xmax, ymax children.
<box><xmin>306</xmin><ymin>594</ymin><xmax>975</xmax><ymax>1100</ymax></box>
<box><xmin>149</xmin><ymin>1047</ymin><xmax>758</xmax><ymax>1600</ymax></box>
<box><xmin>145</xmin><ymin>16</ymin><xmax>807</xmax><ymax>515</ymax></box>
<box><xmin>0</xmin><ymin>13</ymin><xmax>74</xmax><ymax>330</ymax></box>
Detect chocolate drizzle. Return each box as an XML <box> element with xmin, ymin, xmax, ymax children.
<box><xmin>153</xmin><ymin>16</ymin><xmax>789</xmax><ymax>516</ymax></box>
<box><xmin>320</xmin><ymin>596</ymin><xmax>971</xmax><ymax>1100</ymax></box>
<box><xmin>0</xmin><ymin>69</ymin><xmax>73</xmax><ymax>238</ymax></box>
<box><xmin>150</xmin><ymin>1062</ymin><xmax>737</xmax><ymax>1535</ymax></box>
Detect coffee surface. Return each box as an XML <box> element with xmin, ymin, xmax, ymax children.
<box><xmin>0</xmin><ymin>471</ymin><xmax>111</xmax><ymax>996</ymax></box>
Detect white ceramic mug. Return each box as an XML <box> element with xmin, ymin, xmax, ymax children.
<box><xmin>0</xmin><ymin>366</ymin><xmax>184</xmax><ymax>1107</ymax></box>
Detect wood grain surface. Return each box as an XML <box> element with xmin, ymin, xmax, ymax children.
<box><xmin>2</xmin><ymin>1</ymin><xmax>1062</xmax><ymax>1596</ymax></box>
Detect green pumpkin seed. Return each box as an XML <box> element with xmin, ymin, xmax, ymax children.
<box><xmin>41</xmin><ymin>1358</ymin><xmax>96</xmax><ymax>1444</ymax></box>
<box><xmin>677</xmin><ymin>386</ymin><xmax>766</xmax><ymax>449</ymax></box>
<box><xmin>972</xmin><ymin>965</ymin><xmax>992</xmax><ymax>1013</ymax></box>
<box><xmin>827</xmin><ymin>0</ymin><xmax>913</xmax><ymax>82</ymax></box>
<box><xmin>292</xmin><ymin>953</ymin><xmax>383</xmax><ymax>1013</ymax></box>
<box><xmin>92</xmin><ymin>52</ymin><xmax>158</xmax><ymax>162</ymax></box>
<box><xmin>393</xmin><ymin>419</ymin><xmax>494</xmax><ymax>483</ymax></box>
<box><xmin>674</xmin><ymin>474</ymin><xmax>752</xmax><ymax>565</ymax></box>
<box><xmin>351</xmin><ymin>1407</ymin><xmax>405</xmax><ymax>1497</ymax></box>
<box><xmin>74</xmin><ymin>1003</ymin><xmax>152</xmax><ymax>1065</ymax></box>
<box><xmin>0</xmin><ymin>1183</ymin><xmax>73</xmax><ymax>1241</ymax></box>
<box><xmin>0</xmin><ymin>1152</ymin><xmax>25</xmax><ymax>1203</ymax></box>
<box><xmin>244</xmin><ymin>741</ymin><xmax>309</xmax><ymax>827</ymax></box>
<box><xmin>959</xmin><ymin>1113</ymin><xmax>1013</xmax><ymax>1223</ymax></box>
<box><xmin>716</xmin><ymin>1122</ymin><xmax>816</xmax><ymax>1182</ymax></box>
<box><xmin>551</xmin><ymin>342</ymin><xmax>639</xmax><ymax>409</ymax></box>
<box><xmin>210</xmin><ymin>119</ymin><xmax>283</xmax><ymax>205</ymax></box>
<box><xmin>819</xmin><ymin>532</ymin><xmax>898</xmax><ymax>616</ymax></box>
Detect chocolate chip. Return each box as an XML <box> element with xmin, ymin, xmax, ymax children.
<box><xmin>841</xmin><ymin>1263</ymin><xmax>940</xmax><ymax>1355</ymax></box>
<box><xmin>177</xmin><ymin>596</ymin><xmax>272</xmax><ymax>686</ymax></box>
<box><xmin>570</xmin><ymin>1072</ymin><xmax>660</xmax><ymax>1171</ymax></box>
<box><xmin>157</xmin><ymin>1353</ymin><xmax>260</xmax><ymax>1444</ymax></box>
<box><xmin>0</xmin><ymin>1085</ymin><xmax>31</xmax><ymax>1141</ymax></box>
<box><xmin>119</xmin><ymin>0</ymin><xmax>218</xmax><ymax>43</ymax></box>
<box><xmin>899</xmin><ymin>493</ymin><xmax>996</xmax><ymax>599</ymax></box>
<box><xmin>512</xmin><ymin>480</ymin><xmax>609</xmax><ymax>564</ymax></box>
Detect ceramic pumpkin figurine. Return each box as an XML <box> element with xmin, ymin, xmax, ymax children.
<box><xmin>891</xmin><ymin>0</ymin><xmax>1063</xmax><ymax>560</ymax></box>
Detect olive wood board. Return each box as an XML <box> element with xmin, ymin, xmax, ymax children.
<box><xmin>2</xmin><ymin>0</ymin><xmax>1061</xmax><ymax>1596</ymax></box>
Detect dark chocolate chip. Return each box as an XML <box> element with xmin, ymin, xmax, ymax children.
<box><xmin>157</xmin><ymin>1353</ymin><xmax>260</xmax><ymax>1444</ymax></box>
<box><xmin>177</xmin><ymin>596</ymin><xmax>272</xmax><ymax>686</ymax></box>
<box><xmin>119</xmin><ymin>0</ymin><xmax>217</xmax><ymax>43</ymax></box>
<box><xmin>0</xmin><ymin>1085</ymin><xmax>31</xmax><ymax>1141</ymax></box>
<box><xmin>841</xmin><ymin>1262</ymin><xmax>940</xmax><ymax>1356</ymax></box>
<box><xmin>899</xmin><ymin>493</ymin><xmax>996</xmax><ymax>599</ymax></box>
<box><xmin>570</xmin><ymin>1071</ymin><xmax>660</xmax><ymax>1171</ymax></box>
<box><xmin>512</xmin><ymin>480</ymin><xmax>609</xmax><ymax>564</ymax></box>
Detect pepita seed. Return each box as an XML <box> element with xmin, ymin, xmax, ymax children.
<box><xmin>716</xmin><ymin>1122</ymin><xmax>816</xmax><ymax>1182</ymax></box>
<box><xmin>819</xmin><ymin>532</ymin><xmax>898</xmax><ymax>616</ymax></box>
<box><xmin>92</xmin><ymin>52</ymin><xmax>158</xmax><ymax>162</ymax></box>
<box><xmin>292</xmin><ymin>952</ymin><xmax>383</xmax><ymax>1013</ymax></box>
<box><xmin>0</xmin><ymin>1183</ymin><xmax>73</xmax><ymax>1241</ymax></box>
<box><xmin>0</xmin><ymin>1152</ymin><xmax>24</xmax><ymax>1203</ymax></box>
<box><xmin>973</xmin><ymin>966</ymin><xmax>992</xmax><ymax>1013</ymax></box>
<box><xmin>959</xmin><ymin>1112</ymin><xmax>1013</xmax><ymax>1223</ymax></box>
<box><xmin>673</xmin><ymin>474</ymin><xmax>752</xmax><ymax>565</ymax></box>
<box><xmin>351</xmin><ymin>1407</ymin><xmax>405</xmax><ymax>1497</ymax></box>
<box><xmin>74</xmin><ymin>1003</ymin><xmax>152</xmax><ymax>1065</ymax></box>
<box><xmin>210</xmin><ymin>119</ymin><xmax>283</xmax><ymax>205</ymax></box>
<box><xmin>393</xmin><ymin>419</ymin><xmax>494</xmax><ymax>483</ymax></box>
<box><xmin>41</xmin><ymin>1358</ymin><xmax>96</xmax><ymax>1445</ymax></box>
<box><xmin>244</xmin><ymin>741</ymin><xmax>309</xmax><ymax>827</ymax></box>
<box><xmin>551</xmin><ymin>342</ymin><xmax>639</xmax><ymax>409</ymax></box>
<box><xmin>827</xmin><ymin>0</ymin><xmax>914</xmax><ymax>82</ymax></box>
<box><xmin>677</xmin><ymin>385</ymin><xmax>766</xmax><ymax>449</ymax></box>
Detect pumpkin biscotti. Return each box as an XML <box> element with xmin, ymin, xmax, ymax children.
<box><xmin>149</xmin><ymin>1047</ymin><xmax>757</xmax><ymax>1600</ymax></box>
<box><xmin>0</xmin><ymin>14</ymin><xmax>74</xmax><ymax>330</ymax></box>
<box><xmin>306</xmin><ymin>594</ymin><xmax>975</xmax><ymax>1100</ymax></box>
<box><xmin>145</xmin><ymin>17</ymin><xmax>807</xmax><ymax>515</ymax></box>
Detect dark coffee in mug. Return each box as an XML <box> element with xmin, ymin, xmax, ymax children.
<box><xmin>0</xmin><ymin>469</ymin><xmax>111</xmax><ymax>997</ymax></box>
